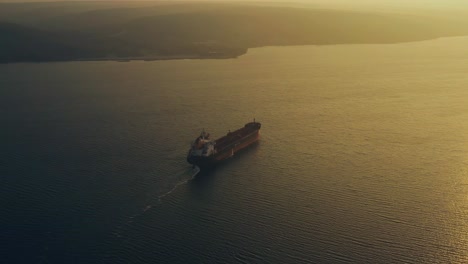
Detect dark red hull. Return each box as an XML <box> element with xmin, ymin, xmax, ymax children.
<box><xmin>187</xmin><ymin>122</ymin><xmax>261</xmax><ymax>168</ymax></box>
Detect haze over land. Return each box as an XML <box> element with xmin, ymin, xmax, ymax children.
<box><xmin>1</xmin><ymin>1</ymin><xmax>468</xmax><ymax>63</ymax></box>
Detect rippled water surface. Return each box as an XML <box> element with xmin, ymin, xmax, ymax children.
<box><xmin>2</xmin><ymin>37</ymin><xmax>468</xmax><ymax>263</ymax></box>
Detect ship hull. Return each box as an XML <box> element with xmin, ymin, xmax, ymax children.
<box><xmin>187</xmin><ymin>123</ymin><xmax>260</xmax><ymax>168</ymax></box>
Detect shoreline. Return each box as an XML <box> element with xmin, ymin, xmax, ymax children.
<box><xmin>0</xmin><ymin>53</ymin><xmax>246</xmax><ymax>64</ymax></box>
<box><xmin>2</xmin><ymin>35</ymin><xmax>468</xmax><ymax>64</ymax></box>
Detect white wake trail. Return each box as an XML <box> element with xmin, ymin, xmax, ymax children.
<box><xmin>113</xmin><ymin>166</ymin><xmax>200</xmax><ymax>237</ymax></box>
<box><xmin>157</xmin><ymin>166</ymin><xmax>200</xmax><ymax>201</ymax></box>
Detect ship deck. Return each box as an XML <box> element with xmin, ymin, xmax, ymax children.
<box><xmin>214</xmin><ymin>122</ymin><xmax>260</xmax><ymax>151</ymax></box>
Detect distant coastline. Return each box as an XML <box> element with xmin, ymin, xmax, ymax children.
<box><xmin>79</xmin><ymin>53</ymin><xmax>246</xmax><ymax>63</ymax></box>
<box><xmin>2</xmin><ymin>51</ymin><xmax>247</xmax><ymax>64</ymax></box>
<box><xmin>2</xmin><ymin>2</ymin><xmax>468</xmax><ymax>64</ymax></box>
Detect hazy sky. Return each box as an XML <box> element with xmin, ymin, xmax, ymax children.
<box><xmin>0</xmin><ymin>0</ymin><xmax>466</xmax><ymax>3</ymax></box>
<box><xmin>1</xmin><ymin>0</ymin><xmax>468</xmax><ymax>10</ymax></box>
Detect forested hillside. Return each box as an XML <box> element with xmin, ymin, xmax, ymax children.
<box><xmin>1</xmin><ymin>2</ymin><xmax>467</xmax><ymax>63</ymax></box>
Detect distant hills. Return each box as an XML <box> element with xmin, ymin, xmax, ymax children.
<box><xmin>0</xmin><ymin>22</ymin><xmax>94</xmax><ymax>62</ymax></box>
<box><xmin>1</xmin><ymin>2</ymin><xmax>468</xmax><ymax>63</ymax></box>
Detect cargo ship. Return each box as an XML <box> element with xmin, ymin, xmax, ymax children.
<box><xmin>187</xmin><ymin>120</ymin><xmax>261</xmax><ymax>168</ymax></box>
